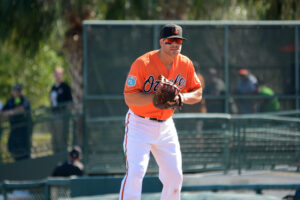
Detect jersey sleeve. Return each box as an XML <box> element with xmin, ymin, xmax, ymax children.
<box><xmin>124</xmin><ymin>59</ymin><xmax>145</xmax><ymax>94</ymax></box>
<box><xmin>185</xmin><ymin>61</ymin><xmax>202</xmax><ymax>92</ymax></box>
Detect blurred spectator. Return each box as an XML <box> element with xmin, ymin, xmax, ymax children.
<box><xmin>0</xmin><ymin>84</ymin><xmax>32</xmax><ymax>161</ymax></box>
<box><xmin>204</xmin><ymin>68</ymin><xmax>226</xmax><ymax>113</ymax></box>
<box><xmin>235</xmin><ymin>68</ymin><xmax>258</xmax><ymax>114</ymax></box>
<box><xmin>50</xmin><ymin>66</ymin><xmax>73</xmax><ymax>154</ymax></box>
<box><xmin>52</xmin><ymin>146</ymin><xmax>84</xmax><ymax>177</ymax></box>
<box><xmin>256</xmin><ymin>78</ymin><xmax>280</xmax><ymax>113</ymax></box>
<box><xmin>50</xmin><ymin>66</ymin><xmax>73</xmax><ymax>108</ymax></box>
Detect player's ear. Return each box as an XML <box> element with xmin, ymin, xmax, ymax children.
<box><xmin>159</xmin><ymin>39</ymin><xmax>164</xmax><ymax>47</ymax></box>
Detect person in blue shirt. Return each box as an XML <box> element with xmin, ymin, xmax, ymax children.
<box><xmin>0</xmin><ymin>84</ymin><xmax>32</xmax><ymax>161</ymax></box>
<box><xmin>235</xmin><ymin>68</ymin><xmax>258</xmax><ymax>114</ymax></box>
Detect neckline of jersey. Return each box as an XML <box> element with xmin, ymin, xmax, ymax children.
<box><xmin>153</xmin><ymin>50</ymin><xmax>179</xmax><ymax>78</ymax></box>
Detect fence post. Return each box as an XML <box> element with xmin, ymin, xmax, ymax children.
<box><xmin>224</xmin><ymin>24</ymin><xmax>230</xmax><ymax>113</ymax></box>
<box><xmin>223</xmin><ymin>119</ymin><xmax>231</xmax><ymax>174</ymax></box>
<box><xmin>64</xmin><ymin>109</ymin><xmax>71</xmax><ymax>150</ymax></box>
<box><xmin>44</xmin><ymin>182</ymin><xmax>50</xmax><ymax>200</ymax></box>
<box><xmin>72</xmin><ymin>116</ymin><xmax>77</xmax><ymax>146</ymax></box>
<box><xmin>295</xmin><ymin>25</ymin><xmax>299</xmax><ymax>110</ymax></box>
<box><xmin>237</xmin><ymin>120</ymin><xmax>242</xmax><ymax>175</ymax></box>
<box><xmin>2</xmin><ymin>182</ymin><xmax>7</xmax><ymax>200</ymax></box>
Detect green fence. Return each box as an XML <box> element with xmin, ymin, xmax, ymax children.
<box><xmin>84</xmin><ymin>111</ymin><xmax>300</xmax><ymax>175</ymax></box>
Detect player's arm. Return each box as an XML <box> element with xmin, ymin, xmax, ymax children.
<box><xmin>181</xmin><ymin>64</ymin><xmax>203</xmax><ymax>105</ymax></box>
<box><xmin>181</xmin><ymin>87</ymin><xmax>202</xmax><ymax>105</ymax></box>
<box><xmin>124</xmin><ymin>93</ymin><xmax>155</xmax><ymax>106</ymax></box>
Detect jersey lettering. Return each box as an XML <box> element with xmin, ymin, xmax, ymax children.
<box><xmin>170</xmin><ymin>74</ymin><xmax>186</xmax><ymax>89</ymax></box>
<box><xmin>153</xmin><ymin>81</ymin><xmax>160</xmax><ymax>91</ymax></box>
<box><xmin>143</xmin><ymin>74</ymin><xmax>186</xmax><ymax>93</ymax></box>
<box><xmin>143</xmin><ymin>75</ymin><xmax>155</xmax><ymax>93</ymax></box>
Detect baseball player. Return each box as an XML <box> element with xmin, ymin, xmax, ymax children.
<box><xmin>120</xmin><ymin>23</ymin><xmax>203</xmax><ymax>200</ymax></box>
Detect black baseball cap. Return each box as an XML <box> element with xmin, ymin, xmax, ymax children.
<box><xmin>160</xmin><ymin>24</ymin><xmax>186</xmax><ymax>40</ymax></box>
<box><xmin>13</xmin><ymin>83</ymin><xmax>22</xmax><ymax>91</ymax></box>
<box><xmin>69</xmin><ymin>146</ymin><xmax>82</xmax><ymax>159</ymax></box>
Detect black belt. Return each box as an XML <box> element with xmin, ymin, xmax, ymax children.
<box><xmin>136</xmin><ymin>114</ymin><xmax>166</xmax><ymax>122</ymax></box>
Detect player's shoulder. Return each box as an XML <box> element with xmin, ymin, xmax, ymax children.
<box><xmin>134</xmin><ymin>50</ymin><xmax>157</xmax><ymax>66</ymax></box>
<box><xmin>178</xmin><ymin>54</ymin><xmax>193</xmax><ymax>66</ymax></box>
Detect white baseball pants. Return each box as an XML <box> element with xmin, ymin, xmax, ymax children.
<box><xmin>119</xmin><ymin>110</ymin><xmax>183</xmax><ymax>200</ymax></box>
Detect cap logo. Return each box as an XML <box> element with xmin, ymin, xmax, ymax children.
<box><xmin>173</xmin><ymin>27</ymin><xmax>179</xmax><ymax>34</ymax></box>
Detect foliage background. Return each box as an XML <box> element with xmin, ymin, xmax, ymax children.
<box><xmin>0</xmin><ymin>0</ymin><xmax>299</xmax><ymax>108</ymax></box>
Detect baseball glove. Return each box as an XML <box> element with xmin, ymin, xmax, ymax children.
<box><xmin>153</xmin><ymin>75</ymin><xmax>183</xmax><ymax>110</ymax></box>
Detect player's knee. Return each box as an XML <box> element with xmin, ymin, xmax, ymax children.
<box><xmin>128</xmin><ymin>165</ymin><xmax>147</xmax><ymax>180</ymax></box>
<box><xmin>165</xmin><ymin>170</ymin><xmax>183</xmax><ymax>186</ymax></box>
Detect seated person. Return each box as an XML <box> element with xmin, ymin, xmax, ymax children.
<box><xmin>52</xmin><ymin>146</ymin><xmax>84</xmax><ymax>177</ymax></box>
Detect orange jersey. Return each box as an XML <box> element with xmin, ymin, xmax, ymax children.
<box><xmin>124</xmin><ymin>50</ymin><xmax>202</xmax><ymax>120</ymax></box>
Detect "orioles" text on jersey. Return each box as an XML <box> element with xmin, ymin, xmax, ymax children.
<box><xmin>143</xmin><ymin>74</ymin><xmax>186</xmax><ymax>93</ymax></box>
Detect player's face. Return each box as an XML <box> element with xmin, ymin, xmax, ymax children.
<box><xmin>160</xmin><ymin>38</ymin><xmax>182</xmax><ymax>57</ymax></box>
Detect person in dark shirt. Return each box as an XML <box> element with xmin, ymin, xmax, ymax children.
<box><xmin>204</xmin><ymin>68</ymin><xmax>226</xmax><ymax>113</ymax></box>
<box><xmin>52</xmin><ymin>146</ymin><xmax>84</xmax><ymax>177</ymax></box>
<box><xmin>50</xmin><ymin>66</ymin><xmax>73</xmax><ymax>154</ymax></box>
<box><xmin>50</xmin><ymin>66</ymin><xmax>73</xmax><ymax>109</ymax></box>
<box><xmin>0</xmin><ymin>84</ymin><xmax>32</xmax><ymax>161</ymax></box>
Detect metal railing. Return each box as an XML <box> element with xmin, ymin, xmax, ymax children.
<box><xmin>0</xmin><ymin>178</ymin><xmax>71</xmax><ymax>200</ymax></box>
<box><xmin>84</xmin><ymin>111</ymin><xmax>300</xmax><ymax>175</ymax></box>
<box><xmin>1</xmin><ymin>176</ymin><xmax>300</xmax><ymax>199</ymax></box>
